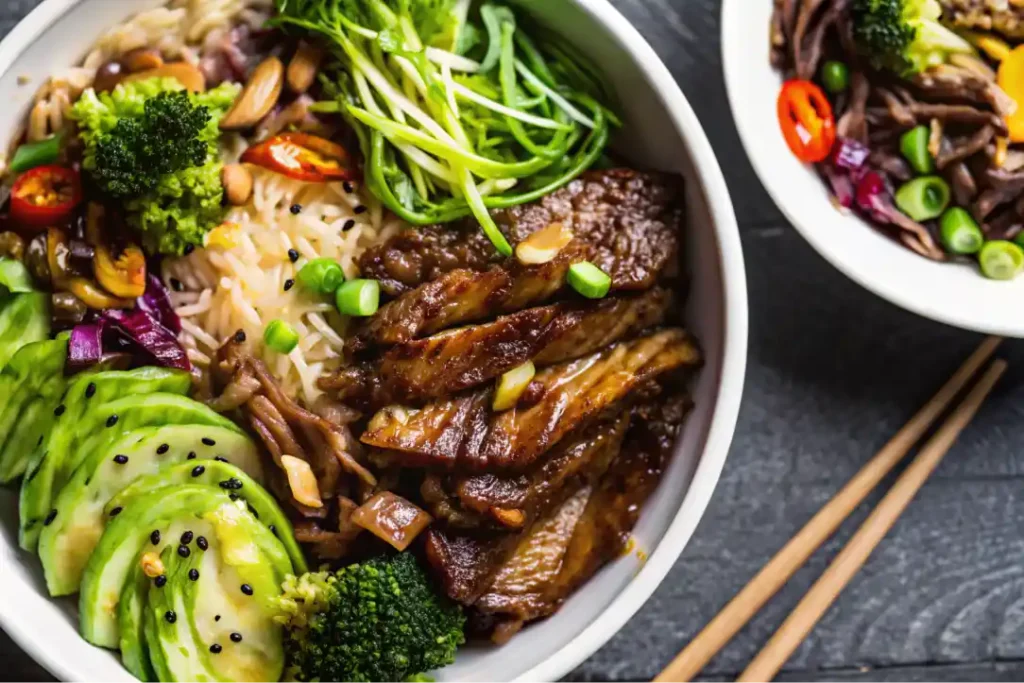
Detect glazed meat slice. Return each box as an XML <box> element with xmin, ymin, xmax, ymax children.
<box><xmin>473</xmin><ymin>393</ymin><xmax>691</xmax><ymax>633</ymax></box>
<box><xmin>322</xmin><ymin>288</ymin><xmax>673</xmax><ymax>410</ymax></box>
<box><xmin>359</xmin><ymin>169</ymin><xmax>684</xmax><ymax>296</ymax></box>
<box><xmin>361</xmin><ymin>329</ymin><xmax>701</xmax><ymax>471</ymax></box>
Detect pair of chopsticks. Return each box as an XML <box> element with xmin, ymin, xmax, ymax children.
<box><xmin>655</xmin><ymin>336</ymin><xmax>1007</xmax><ymax>683</ymax></box>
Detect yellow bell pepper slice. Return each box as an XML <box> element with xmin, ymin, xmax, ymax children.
<box><xmin>998</xmin><ymin>45</ymin><xmax>1024</xmax><ymax>142</ymax></box>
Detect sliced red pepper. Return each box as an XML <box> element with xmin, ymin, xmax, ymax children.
<box><xmin>241</xmin><ymin>132</ymin><xmax>356</xmax><ymax>183</ymax></box>
<box><xmin>10</xmin><ymin>165</ymin><xmax>83</xmax><ymax>229</ymax></box>
<box><xmin>777</xmin><ymin>79</ymin><xmax>836</xmax><ymax>164</ymax></box>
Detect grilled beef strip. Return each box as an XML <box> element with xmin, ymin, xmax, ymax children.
<box><xmin>473</xmin><ymin>393</ymin><xmax>690</xmax><ymax>634</ymax></box>
<box><xmin>359</xmin><ymin>169</ymin><xmax>684</xmax><ymax>297</ymax></box>
<box><xmin>322</xmin><ymin>288</ymin><xmax>673</xmax><ymax>410</ymax></box>
<box><xmin>360</xmin><ymin>329</ymin><xmax>701</xmax><ymax>472</ymax></box>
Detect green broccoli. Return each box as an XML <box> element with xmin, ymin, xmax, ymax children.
<box><xmin>853</xmin><ymin>0</ymin><xmax>976</xmax><ymax>75</ymax></box>
<box><xmin>274</xmin><ymin>553</ymin><xmax>466</xmax><ymax>683</ymax></box>
<box><xmin>91</xmin><ymin>90</ymin><xmax>211</xmax><ymax>197</ymax></box>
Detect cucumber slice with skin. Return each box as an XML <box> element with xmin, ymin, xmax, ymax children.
<box><xmin>106</xmin><ymin>460</ymin><xmax>305</xmax><ymax>575</ymax></box>
<box><xmin>19</xmin><ymin>368</ymin><xmax>191</xmax><ymax>551</ymax></box>
<box><xmin>0</xmin><ymin>292</ymin><xmax>48</xmax><ymax>369</ymax></box>
<box><xmin>119</xmin><ymin>558</ymin><xmax>157</xmax><ymax>682</ymax></box>
<box><xmin>39</xmin><ymin>426</ymin><xmax>263</xmax><ymax>597</ymax></box>
<box><xmin>80</xmin><ymin>485</ymin><xmax>295</xmax><ymax>649</ymax></box>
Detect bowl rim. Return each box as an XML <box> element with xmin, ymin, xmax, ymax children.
<box><xmin>0</xmin><ymin>1</ymin><xmax>748</xmax><ymax>681</ymax></box>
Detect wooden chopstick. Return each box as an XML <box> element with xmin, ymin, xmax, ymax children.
<box><xmin>654</xmin><ymin>336</ymin><xmax>1003</xmax><ymax>683</ymax></box>
<box><xmin>736</xmin><ymin>357</ymin><xmax>1008</xmax><ymax>682</ymax></box>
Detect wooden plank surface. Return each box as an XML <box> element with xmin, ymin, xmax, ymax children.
<box><xmin>2</xmin><ymin>1</ymin><xmax>1024</xmax><ymax>682</ymax></box>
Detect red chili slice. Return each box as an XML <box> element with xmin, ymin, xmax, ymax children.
<box><xmin>10</xmin><ymin>165</ymin><xmax>83</xmax><ymax>229</ymax></box>
<box><xmin>241</xmin><ymin>132</ymin><xmax>356</xmax><ymax>183</ymax></box>
<box><xmin>777</xmin><ymin>79</ymin><xmax>836</xmax><ymax>164</ymax></box>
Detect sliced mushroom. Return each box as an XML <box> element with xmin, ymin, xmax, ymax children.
<box><xmin>123</xmin><ymin>62</ymin><xmax>206</xmax><ymax>93</ymax></box>
<box><xmin>94</xmin><ymin>244</ymin><xmax>146</xmax><ymax>299</ymax></box>
<box><xmin>221</xmin><ymin>163</ymin><xmax>254</xmax><ymax>205</ymax></box>
<box><xmin>220</xmin><ymin>56</ymin><xmax>284</xmax><ymax>131</ymax></box>
<box><xmin>92</xmin><ymin>61</ymin><xmax>124</xmax><ymax>93</ymax></box>
<box><xmin>121</xmin><ymin>48</ymin><xmax>164</xmax><ymax>73</ymax></box>
<box><xmin>287</xmin><ymin>42</ymin><xmax>324</xmax><ymax>94</ymax></box>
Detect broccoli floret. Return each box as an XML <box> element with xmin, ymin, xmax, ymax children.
<box><xmin>274</xmin><ymin>553</ymin><xmax>466</xmax><ymax>683</ymax></box>
<box><xmin>92</xmin><ymin>90</ymin><xmax>211</xmax><ymax>197</ymax></box>
<box><xmin>853</xmin><ymin>0</ymin><xmax>976</xmax><ymax>75</ymax></box>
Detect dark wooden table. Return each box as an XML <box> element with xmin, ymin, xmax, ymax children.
<box><xmin>5</xmin><ymin>0</ymin><xmax>1024</xmax><ymax>681</ymax></box>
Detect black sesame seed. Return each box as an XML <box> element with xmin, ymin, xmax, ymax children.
<box><xmin>202</xmin><ymin>437</ymin><xmax>216</xmax><ymax>446</ymax></box>
<box><xmin>220</xmin><ymin>478</ymin><xmax>243</xmax><ymax>491</ymax></box>
<box><xmin>229</xmin><ymin>493</ymin><xmax>240</xmax><ymax>501</ymax></box>
<box><xmin>354</xmin><ymin>205</ymin><xmax>367</xmax><ymax>214</ymax></box>
<box><xmin>230</xmin><ymin>632</ymin><xmax>242</xmax><ymax>643</ymax></box>
<box><xmin>36</xmin><ymin>435</ymin><xmax>43</xmax><ymax>447</ymax></box>
<box><xmin>191</xmin><ymin>465</ymin><xmax>206</xmax><ymax>477</ymax></box>
<box><xmin>113</xmin><ymin>454</ymin><xmax>128</xmax><ymax>465</ymax></box>
<box><xmin>214</xmin><ymin>615</ymin><xmax>221</xmax><ymax>622</ymax></box>
<box><xmin>180</xmin><ymin>531</ymin><xmax>194</xmax><ymax>545</ymax></box>
<box><xmin>215</xmin><ymin>456</ymin><xmax>229</xmax><ymax>463</ymax></box>
<box><xmin>247</xmin><ymin>504</ymin><xmax>259</xmax><ymax>519</ymax></box>
<box><xmin>53</xmin><ymin>404</ymin><xmax>65</xmax><ymax>417</ymax></box>
<box><xmin>85</xmin><ymin>382</ymin><xmax>96</xmax><ymax>399</ymax></box>
<box><xmin>343</xmin><ymin>181</ymin><xmax>354</xmax><ymax>193</ymax></box>
<box><xmin>165</xmin><ymin>610</ymin><xmax>176</xmax><ymax>623</ymax></box>
<box><xmin>184</xmin><ymin>243</ymin><xmax>195</xmax><ymax>255</ymax></box>
<box><xmin>189</xmin><ymin>568</ymin><xmax>199</xmax><ymax>581</ymax></box>
<box><xmin>178</xmin><ymin>545</ymin><xmax>190</xmax><ymax>558</ymax></box>
<box><xmin>156</xmin><ymin>444</ymin><xmax>169</xmax><ymax>455</ymax></box>
<box><xmin>234</xmin><ymin>330</ymin><xmax>247</xmax><ymax>344</ymax></box>
<box><xmin>342</xmin><ymin>219</ymin><xmax>355</xmax><ymax>231</ymax></box>
<box><xmin>187</xmin><ymin>452</ymin><xmax>197</xmax><ymax>460</ymax></box>
<box><xmin>170</xmin><ymin>277</ymin><xmax>183</xmax><ymax>292</ymax></box>
<box><xmin>210</xmin><ymin>644</ymin><xmax>222</xmax><ymax>654</ymax></box>
<box><xmin>106</xmin><ymin>415</ymin><xmax>119</xmax><ymax>428</ymax></box>
<box><xmin>241</xmin><ymin>584</ymin><xmax>253</xmax><ymax>596</ymax></box>
<box><xmin>151</xmin><ymin>530</ymin><xmax>161</xmax><ymax>545</ymax></box>
<box><xmin>283</xmin><ymin>279</ymin><xmax>295</xmax><ymax>291</ymax></box>
<box><xmin>109</xmin><ymin>506</ymin><xmax>123</xmax><ymax>517</ymax></box>
<box><xmin>155</xmin><ymin>575</ymin><xmax>167</xmax><ymax>588</ymax></box>
<box><xmin>44</xmin><ymin>509</ymin><xmax>57</xmax><ymax>526</ymax></box>
<box><xmin>269</xmin><ymin>525</ymin><xmax>278</xmax><ymax>536</ymax></box>
<box><xmin>197</xmin><ymin>536</ymin><xmax>209</xmax><ymax>551</ymax></box>
<box><xmin>288</xmin><ymin>248</ymin><xmax>299</xmax><ymax>262</ymax></box>
<box><xmin>290</xmin><ymin>203</ymin><xmax>302</xmax><ymax>215</ymax></box>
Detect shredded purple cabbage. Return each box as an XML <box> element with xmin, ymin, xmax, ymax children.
<box><xmin>67</xmin><ymin>323</ymin><xmax>105</xmax><ymax>372</ymax></box>
<box><xmin>137</xmin><ymin>273</ymin><xmax>181</xmax><ymax>334</ymax></box>
<box><xmin>832</xmin><ymin>138</ymin><xmax>870</xmax><ymax>172</ymax></box>
<box><xmin>101</xmin><ymin>308</ymin><xmax>190</xmax><ymax>371</ymax></box>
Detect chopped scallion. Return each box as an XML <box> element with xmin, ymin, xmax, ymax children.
<box><xmin>567</xmin><ymin>261</ymin><xmax>611</xmax><ymax>299</ymax></box>
<box><xmin>9</xmin><ymin>135</ymin><xmax>61</xmax><ymax>174</ymax></box>
<box><xmin>894</xmin><ymin>176</ymin><xmax>950</xmax><ymax>222</ymax></box>
<box><xmin>335</xmin><ymin>279</ymin><xmax>380</xmax><ymax>317</ymax></box>
<box><xmin>899</xmin><ymin>126</ymin><xmax>934</xmax><ymax>175</ymax></box>
<box><xmin>493</xmin><ymin>361</ymin><xmax>536</xmax><ymax>412</ymax></box>
<box><xmin>939</xmin><ymin>208</ymin><xmax>983</xmax><ymax>255</ymax></box>
<box><xmin>297</xmin><ymin>258</ymin><xmax>345</xmax><ymax>294</ymax></box>
<box><xmin>979</xmin><ymin>240</ymin><xmax>1024</xmax><ymax>280</ymax></box>
<box><xmin>264</xmin><ymin>320</ymin><xmax>299</xmax><ymax>354</ymax></box>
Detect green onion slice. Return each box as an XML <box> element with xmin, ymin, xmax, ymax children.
<box><xmin>979</xmin><ymin>240</ymin><xmax>1024</xmax><ymax>280</ymax></box>
<box><xmin>899</xmin><ymin>126</ymin><xmax>934</xmax><ymax>176</ymax></box>
<box><xmin>939</xmin><ymin>208</ymin><xmax>983</xmax><ymax>255</ymax></box>
<box><xmin>894</xmin><ymin>176</ymin><xmax>950</xmax><ymax>222</ymax></box>
<box><xmin>567</xmin><ymin>261</ymin><xmax>611</xmax><ymax>299</ymax></box>
<box><xmin>297</xmin><ymin>258</ymin><xmax>345</xmax><ymax>295</ymax></box>
<box><xmin>9</xmin><ymin>134</ymin><xmax>61</xmax><ymax>175</ymax></box>
<box><xmin>264</xmin><ymin>320</ymin><xmax>300</xmax><ymax>354</ymax></box>
<box><xmin>335</xmin><ymin>279</ymin><xmax>381</xmax><ymax>317</ymax></box>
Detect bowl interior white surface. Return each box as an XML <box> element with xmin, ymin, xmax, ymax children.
<box><xmin>0</xmin><ymin>1</ymin><xmax>747</xmax><ymax>681</ymax></box>
<box><xmin>722</xmin><ymin>0</ymin><xmax>1024</xmax><ymax>337</ymax></box>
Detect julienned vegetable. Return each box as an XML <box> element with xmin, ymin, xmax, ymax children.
<box><xmin>274</xmin><ymin>553</ymin><xmax>465</xmax><ymax>682</ymax></box>
<box><xmin>900</xmin><ymin>125</ymin><xmax>933</xmax><ymax>175</ymax></box>
<box><xmin>939</xmin><ymin>208</ymin><xmax>983</xmax><ymax>255</ymax></box>
<box><xmin>335</xmin><ymin>278</ymin><xmax>379</xmax><ymax>316</ymax></box>
<box><xmin>71</xmin><ymin>78</ymin><xmax>240</xmax><ymax>255</ymax></box>
<box><xmin>265</xmin><ymin>319</ymin><xmax>300</xmax><ymax>354</ymax></box>
<box><xmin>568</xmin><ymin>261</ymin><xmax>611</xmax><ymax>299</ymax></box>
<box><xmin>10</xmin><ymin>165</ymin><xmax>83</xmax><ymax>228</ymax></box>
<box><xmin>9</xmin><ymin>135</ymin><xmax>61</xmax><ymax>175</ymax></box>
<box><xmin>852</xmin><ymin>0</ymin><xmax>976</xmax><ymax>76</ymax></box>
<box><xmin>979</xmin><ymin>240</ymin><xmax>1024</xmax><ymax>280</ymax></box>
<box><xmin>242</xmin><ymin>132</ymin><xmax>355</xmax><ymax>182</ymax></box>
<box><xmin>298</xmin><ymin>257</ymin><xmax>345</xmax><ymax>294</ymax></box>
<box><xmin>894</xmin><ymin>176</ymin><xmax>949</xmax><ymax>221</ymax></box>
<box><xmin>270</xmin><ymin>0</ymin><xmax>618</xmax><ymax>256</ymax></box>
<box><xmin>777</xmin><ymin>80</ymin><xmax>835</xmax><ymax>163</ymax></box>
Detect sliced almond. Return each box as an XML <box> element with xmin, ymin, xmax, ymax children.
<box><xmin>220</xmin><ymin>56</ymin><xmax>284</xmax><ymax>131</ymax></box>
<box><xmin>280</xmin><ymin>455</ymin><xmax>323</xmax><ymax>509</ymax></box>
<box><xmin>123</xmin><ymin>61</ymin><xmax>206</xmax><ymax>93</ymax></box>
<box><xmin>515</xmin><ymin>222</ymin><xmax>574</xmax><ymax>265</ymax></box>
<box><xmin>221</xmin><ymin>163</ymin><xmax>254</xmax><ymax>205</ymax></box>
<box><xmin>287</xmin><ymin>41</ymin><xmax>324</xmax><ymax>94</ymax></box>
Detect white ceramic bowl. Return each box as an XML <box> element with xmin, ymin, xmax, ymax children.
<box><xmin>723</xmin><ymin>0</ymin><xmax>1024</xmax><ymax>337</ymax></box>
<box><xmin>0</xmin><ymin>1</ymin><xmax>747</xmax><ymax>680</ymax></box>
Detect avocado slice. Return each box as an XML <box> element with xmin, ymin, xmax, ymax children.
<box><xmin>38</xmin><ymin>425</ymin><xmax>263</xmax><ymax>597</ymax></box>
<box><xmin>0</xmin><ymin>339</ymin><xmax>68</xmax><ymax>482</ymax></box>
<box><xmin>0</xmin><ymin>292</ymin><xmax>48</xmax><ymax>369</ymax></box>
<box><xmin>106</xmin><ymin>459</ymin><xmax>305</xmax><ymax>575</ymax></box>
<box><xmin>79</xmin><ymin>485</ymin><xmax>296</xmax><ymax>649</ymax></box>
<box><xmin>19</xmin><ymin>369</ymin><xmax>194</xmax><ymax>551</ymax></box>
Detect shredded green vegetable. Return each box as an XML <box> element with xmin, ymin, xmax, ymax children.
<box><xmin>271</xmin><ymin>0</ymin><xmax>618</xmax><ymax>255</ymax></box>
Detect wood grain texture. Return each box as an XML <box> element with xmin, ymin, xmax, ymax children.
<box><xmin>2</xmin><ymin>0</ymin><xmax>1024</xmax><ymax>682</ymax></box>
